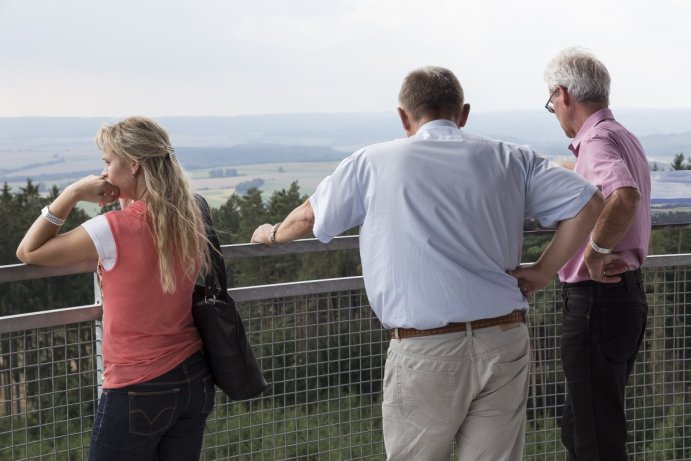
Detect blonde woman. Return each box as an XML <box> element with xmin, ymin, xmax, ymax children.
<box><xmin>17</xmin><ymin>116</ymin><xmax>214</xmax><ymax>461</ymax></box>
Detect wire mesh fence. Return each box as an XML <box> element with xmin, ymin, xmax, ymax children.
<box><xmin>0</xmin><ymin>323</ymin><xmax>98</xmax><ymax>460</ymax></box>
<box><xmin>1</xmin><ymin>264</ymin><xmax>689</xmax><ymax>460</ymax></box>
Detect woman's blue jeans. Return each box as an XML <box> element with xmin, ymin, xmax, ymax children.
<box><xmin>88</xmin><ymin>351</ymin><xmax>215</xmax><ymax>461</ymax></box>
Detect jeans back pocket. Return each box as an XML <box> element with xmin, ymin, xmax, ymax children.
<box><xmin>128</xmin><ymin>388</ymin><xmax>180</xmax><ymax>436</ymax></box>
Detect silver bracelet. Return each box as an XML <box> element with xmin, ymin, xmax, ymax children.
<box><xmin>41</xmin><ymin>205</ymin><xmax>66</xmax><ymax>227</ymax></box>
<box><xmin>269</xmin><ymin>222</ymin><xmax>282</xmax><ymax>245</ymax></box>
<box><xmin>589</xmin><ymin>237</ymin><xmax>613</xmax><ymax>254</ymax></box>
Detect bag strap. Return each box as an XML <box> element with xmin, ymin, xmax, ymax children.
<box><xmin>195</xmin><ymin>194</ymin><xmax>229</xmax><ymax>295</ymax></box>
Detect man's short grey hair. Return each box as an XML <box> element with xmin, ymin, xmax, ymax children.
<box><xmin>544</xmin><ymin>47</ymin><xmax>610</xmax><ymax>105</ymax></box>
<box><xmin>398</xmin><ymin>66</ymin><xmax>464</xmax><ymax>121</ymax></box>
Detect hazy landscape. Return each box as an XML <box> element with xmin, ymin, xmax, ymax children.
<box><xmin>1</xmin><ymin>110</ymin><xmax>690</xmax><ymax>209</ymax></box>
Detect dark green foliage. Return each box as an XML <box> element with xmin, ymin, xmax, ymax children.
<box><xmin>212</xmin><ymin>182</ymin><xmax>361</xmax><ymax>288</ymax></box>
<box><xmin>235</xmin><ymin>179</ymin><xmax>265</xmax><ymax>195</ymax></box>
<box><xmin>522</xmin><ymin>234</ymin><xmax>553</xmax><ymax>263</ymax></box>
<box><xmin>0</xmin><ymin>324</ymin><xmax>98</xmax><ymax>460</ymax></box>
<box><xmin>670</xmin><ymin>153</ymin><xmax>691</xmax><ymax>171</ymax></box>
<box><xmin>2</xmin><ymin>180</ymin><xmax>691</xmax><ymax>459</ymax></box>
<box><xmin>201</xmin><ymin>392</ymin><xmax>385</xmax><ymax>459</ymax></box>
<box><xmin>6</xmin><ymin>177</ymin><xmax>691</xmax><ymax>313</ymax></box>
<box><xmin>648</xmin><ymin>227</ymin><xmax>691</xmax><ymax>254</ymax></box>
<box><xmin>1</xmin><ymin>179</ymin><xmax>362</xmax><ymax>317</ymax></box>
<box><xmin>0</xmin><ymin>180</ymin><xmax>94</xmax><ymax>315</ymax></box>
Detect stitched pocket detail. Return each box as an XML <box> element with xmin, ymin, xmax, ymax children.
<box><xmin>128</xmin><ymin>388</ymin><xmax>180</xmax><ymax>436</ymax></box>
<box><xmin>398</xmin><ymin>363</ymin><xmax>455</xmax><ymax>427</ymax></box>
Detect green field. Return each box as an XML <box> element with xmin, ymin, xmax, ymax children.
<box><xmin>189</xmin><ymin>161</ymin><xmax>340</xmax><ymax>207</ymax></box>
<box><xmin>3</xmin><ymin>158</ymin><xmax>341</xmax><ymax>212</ymax></box>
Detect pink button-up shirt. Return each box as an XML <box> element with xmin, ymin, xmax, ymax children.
<box><xmin>559</xmin><ymin>108</ymin><xmax>651</xmax><ymax>283</ymax></box>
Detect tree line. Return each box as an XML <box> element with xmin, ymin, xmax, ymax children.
<box><xmin>4</xmin><ymin>177</ymin><xmax>691</xmax><ymax>315</ymax></box>
<box><xmin>0</xmin><ymin>180</ymin><xmax>362</xmax><ymax>316</ymax></box>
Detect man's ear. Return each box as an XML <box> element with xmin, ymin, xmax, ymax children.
<box><xmin>458</xmin><ymin>103</ymin><xmax>471</xmax><ymax>128</ymax></box>
<box><xmin>398</xmin><ymin>107</ymin><xmax>412</xmax><ymax>134</ymax></box>
<box><xmin>559</xmin><ymin>86</ymin><xmax>570</xmax><ymax>107</ymax></box>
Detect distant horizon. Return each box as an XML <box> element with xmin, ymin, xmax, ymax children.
<box><xmin>2</xmin><ymin>107</ymin><xmax>691</xmax><ymax>119</ymax></box>
<box><xmin>1</xmin><ymin>110</ymin><xmax>690</xmax><ymax>204</ymax></box>
<box><xmin>3</xmin><ymin>110</ymin><xmax>690</xmax><ymax>150</ymax></box>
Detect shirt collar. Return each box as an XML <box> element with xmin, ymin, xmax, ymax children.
<box><xmin>569</xmin><ymin>107</ymin><xmax>614</xmax><ymax>156</ymax></box>
<box><xmin>412</xmin><ymin>119</ymin><xmax>461</xmax><ymax>139</ymax></box>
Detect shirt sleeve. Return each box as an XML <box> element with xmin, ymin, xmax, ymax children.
<box><xmin>81</xmin><ymin>215</ymin><xmax>117</xmax><ymax>270</ymax></box>
<box><xmin>576</xmin><ymin>137</ymin><xmax>638</xmax><ymax>198</ymax></box>
<box><xmin>310</xmin><ymin>154</ymin><xmax>366</xmax><ymax>243</ymax></box>
<box><xmin>524</xmin><ymin>151</ymin><xmax>598</xmax><ymax>228</ymax></box>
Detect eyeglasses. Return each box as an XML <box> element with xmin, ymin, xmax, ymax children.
<box><xmin>545</xmin><ymin>88</ymin><xmax>559</xmax><ymax>113</ymax></box>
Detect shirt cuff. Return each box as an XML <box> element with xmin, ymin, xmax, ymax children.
<box><xmin>600</xmin><ymin>180</ymin><xmax>639</xmax><ymax>199</ymax></box>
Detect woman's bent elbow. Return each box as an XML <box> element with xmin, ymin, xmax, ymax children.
<box><xmin>16</xmin><ymin>247</ymin><xmax>30</xmax><ymax>264</ymax></box>
<box><xmin>16</xmin><ymin>245</ymin><xmax>43</xmax><ymax>265</ymax></box>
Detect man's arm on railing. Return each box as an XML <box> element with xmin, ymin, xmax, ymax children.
<box><xmin>251</xmin><ymin>199</ymin><xmax>315</xmax><ymax>246</ymax></box>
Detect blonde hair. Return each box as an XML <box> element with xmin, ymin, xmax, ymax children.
<box><xmin>96</xmin><ymin>116</ymin><xmax>208</xmax><ymax>293</ymax></box>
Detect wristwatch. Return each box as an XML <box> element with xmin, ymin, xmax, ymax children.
<box><xmin>270</xmin><ymin>222</ymin><xmax>282</xmax><ymax>245</ymax></box>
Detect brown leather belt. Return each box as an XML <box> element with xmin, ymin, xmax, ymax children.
<box><xmin>390</xmin><ymin>310</ymin><xmax>526</xmax><ymax>340</ymax></box>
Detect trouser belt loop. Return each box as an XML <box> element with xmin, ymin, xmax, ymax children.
<box><xmin>465</xmin><ymin>321</ymin><xmax>473</xmax><ymax>336</ymax></box>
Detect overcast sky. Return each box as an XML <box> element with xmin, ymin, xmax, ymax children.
<box><xmin>1</xmin><ymin>0</ymin><xmax>689</xmax><ymax>117</ymax></box>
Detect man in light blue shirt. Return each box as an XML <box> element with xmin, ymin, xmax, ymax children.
<box><xmin>252</xmin><ymin>66</ymin><xmax>603</xmax><ymax>460</ymax></box>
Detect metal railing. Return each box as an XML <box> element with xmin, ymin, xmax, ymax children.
<box><xmin>1</xmin><ymin>240</ymin><xmax>690</xmax><ymax>460</ymax></box>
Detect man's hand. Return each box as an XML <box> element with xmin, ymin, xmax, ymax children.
<box><xmin>251</xmin><ymin>223</ymin><xmax>273</xmax><ymax>245</ymax></box>
<box><xmin>509</xmin><ymin>263</ymin><xmax>553</xmax><ymax>297</ymax></box>
<box><xmin>584</xmin><ymin>245</ymin><xmax>629</xmax><ymax>283</ymax></box>
<box><xmin>250</xmin><ymin>199</ymin><xmax>315</xmax><ymax>246</ymax></box>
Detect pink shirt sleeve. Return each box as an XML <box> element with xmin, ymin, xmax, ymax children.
<box><xmin>575</xmin><ymin>137</ymin><xmax>639</xmax><ymax>198</ymax></box>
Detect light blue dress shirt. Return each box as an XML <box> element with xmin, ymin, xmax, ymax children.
<box><xmin>310</xmin><ymin>120</ymin><xmax>597</xmax><ymax>329</ymax></box>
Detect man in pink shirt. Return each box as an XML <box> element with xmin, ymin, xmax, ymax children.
<box><xmin>514</xmin><ymin>47</ymin><xmax>651</xmax><ymax>460</ymax></box>
<box><xmin>544</xmin><ymin>48</ymin><xmax>650</xmax><ymax>460</ymax></box>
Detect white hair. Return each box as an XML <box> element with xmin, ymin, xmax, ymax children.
<box><xmin>544</xmin><ymin>47</ymin><xmax>610</xmax><ymax>105</ymax></box>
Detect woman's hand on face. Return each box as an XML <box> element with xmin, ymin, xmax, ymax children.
<box><xmin>67</xmin><ymin>175</ymin><xmax>120</xmax><ymax>206</ymax></box>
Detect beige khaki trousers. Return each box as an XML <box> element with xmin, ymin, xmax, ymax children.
<box><xmin>382</xmin><ymin>323</ymin><xmax>530</xmax><ymax>461</ymax></box>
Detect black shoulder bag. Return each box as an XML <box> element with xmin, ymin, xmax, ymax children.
<box><xmin>193</xmin><ymin>195</ymin><xmax>269</xmax><ymax>400</ymax></box>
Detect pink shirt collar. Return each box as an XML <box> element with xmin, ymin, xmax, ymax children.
<box><xmin>569</xmin><ymin>107</ymin><xmax>615</xmax><ymax>156</ymax></box>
